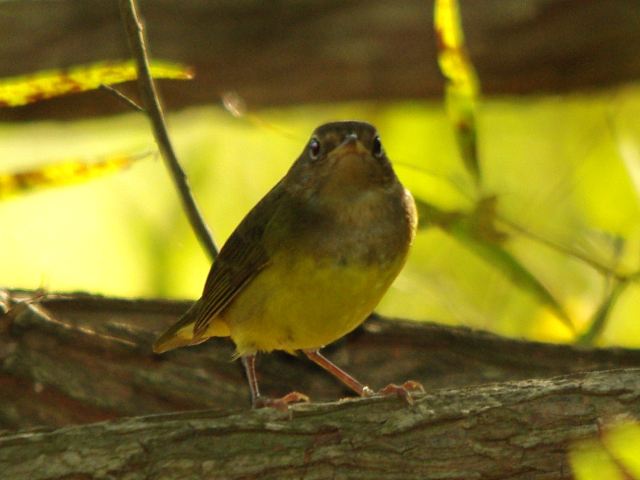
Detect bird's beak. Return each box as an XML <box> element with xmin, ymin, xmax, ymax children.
<box><xmin>332</xmin><ymin>133</ymin><xmax>368</xmax><ymax>157</ymax></box>
<box><xmin>320</xmin><ymin>133</ymin><xmax>379</xmax><ymax>194</ymax></box>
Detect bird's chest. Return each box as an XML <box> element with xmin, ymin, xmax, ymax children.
<box><xmin>225</xmin><ymin>188</ymin><xmax>415</xmax><ymax>354</ymax></box>
<box><xmin>227</xmin><ymin>253</ymin><xmax>404</xmax><ymax>353</ymax></box>
<box><xmin>284</xmin><ymin>190</ymin><xmax>413</xmax><ymax>267</ymax></box>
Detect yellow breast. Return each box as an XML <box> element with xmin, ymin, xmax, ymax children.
<box><xmin>220</xmin><ymin>252</ymin><xmax>407</xmax><ymax>355</ymax></box>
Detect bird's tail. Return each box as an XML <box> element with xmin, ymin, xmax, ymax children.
<box><xmin>153</xmin><ymin>302</ymin><xmax>206</xmax><ymax>353</ymax></box>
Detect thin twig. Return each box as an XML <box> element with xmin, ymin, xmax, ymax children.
<box><xmin>498</xmin><ymin>216</ymin><xmax>629</xmax><ymax>282</ymax></box>
<box><xmin>119</xmin><ymin>0</ymin><xmax>218</xmax><ymax>260</ymax></box>
<box><xmin>100</xmin><ymin>83</ymin><xmax>144</xmax><ymax>112</ymax></box>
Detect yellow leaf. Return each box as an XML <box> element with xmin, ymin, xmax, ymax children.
<box><xmin>434</xmin><ymin>0</ymin><xmax>478</xmax><ymax>96</ymax></box>
<box><xmin>570</xmin><ymin>422</ymin><xmax>640</xmax><ymax>480</ymax></box>
<box><xmin>604</xmin><ymin>423</ymin><xmax>640</xmax><ymax>477</ymax></box>
<box><xmin>570</xmin><ymin>437</ymin><xmax>625</xmax><ymax>480</ymax></box>
<box><xmin>0</xmin><ymin>60</ymin><xmax>193</xmax><ymax>107</ymax></box>
<box><xmin>0</xmin><ymin>151</ymin><xmax>153</xmax><ymax>200</ymax></box>
<box><xmin>434</xmin><ymin>0</ymin><xmax>481</xmax><ymax>182</ymax></box>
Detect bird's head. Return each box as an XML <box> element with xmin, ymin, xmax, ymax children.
<box><xmin>285</xmin><ymin>121</ymin><xmax>398</xmax><ymax>200</ymax></box>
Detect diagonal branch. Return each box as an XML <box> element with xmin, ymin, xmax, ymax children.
<box><xmin>119</xmin><ymin>0</ymin><xmax>218</xmax><ymax>260</ymax></box>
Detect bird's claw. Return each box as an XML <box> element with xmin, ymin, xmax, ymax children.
<box><xmin>253</xmin><ymin>391</ymin><xmax>310</xmax><ymax>412</ymax></box>
<box><xmin>377</xmin><ymin>380</ymin><xmax>425</xmax><ymax>405</ymax></box>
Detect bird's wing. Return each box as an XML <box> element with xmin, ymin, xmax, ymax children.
<box><xmin>191</xmin><ymin>229</ymin><xmax>269</xmax><ymax>337</ymax></box>
<box><xmin>153</xmin><ymin>219</ymin><xmax>270</xmax><ymax>353</ymax></box>
<box><xmin>153</xmin><ymin>181</ymin><xmax>287</xmax><ymax>352</ymax></box>
<box><xmin>190</xmin><ymin>181</ymin><xmax>287</xmax><ymax>338</ymax></box>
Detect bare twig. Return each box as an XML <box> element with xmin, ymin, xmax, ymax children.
<box><xmin>119</xmin><ymin>0</ymin><xmax>218</xmax><ymax>260</ymax></box>
<box><xmin>498</xmin><ymin>216</ymin><xmax>630</xmax><ymax>282</ymax></box>
<box><xmin>100</xmin><ymin>83</ymin><xmax>144</xmax><ymax>112</ymax></box>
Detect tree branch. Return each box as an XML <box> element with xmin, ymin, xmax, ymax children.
<box><xmin>119</xmin><ymin>0</ymin><xmax>218</xmax><ymax>260</ymax></box>
<box><xmin>1</xmin><ymin>368</ymin><xmax>638</xmax><ymax>479</ymax></box>
<box><xmin>1</xmin><ymin>289</ymin><xmax>640</xmax><ymax>431</ymax></box>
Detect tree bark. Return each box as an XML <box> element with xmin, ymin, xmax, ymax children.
<box><xmin>0</xmin><ymin>288</ymin><xmax>639</xmax><ymax>419</ymax></box>
<box><xmin>1</xmin><ymin>0</ymin><xmax>639</xmax><ymax>121</ymax></box>
<box><xmin>1</xmin><ymin>368</ymin><xmax>639</xmax><ymax>479</ymax></box>
<box><xmin>2</xmin><ymin>290</ymin><xmax>640</xmax><ymax>477</ymax></box>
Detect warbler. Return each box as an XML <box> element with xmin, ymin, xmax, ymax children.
<box><xmin>154</xmin><ymin>121</ymin><xmax>421</xmax><ymax>408</ymax></box>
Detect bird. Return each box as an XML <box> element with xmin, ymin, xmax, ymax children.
<box><xmin>153</xmin><ymin>121</ymin><xmax>422</xmax><ymax>409</ymax></box>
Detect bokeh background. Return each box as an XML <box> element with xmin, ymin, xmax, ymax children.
<box><xmin>2</xmin><ymin>0</ymin><xmax>640</xmax><ymax>348</ymax></box>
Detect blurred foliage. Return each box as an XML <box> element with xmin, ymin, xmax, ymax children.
<box><xmin>0</xmin><ymin>150</ymin><xmax>152</xmax><ymax>200</ymax></box>
<box><xmin>432</xmin><ymin>0</ymin><xmax>575</xmax><ymax>334</ymax></box>
<box><xmin>570</xmin><ymin>422</ymin><xmax>640</xmax><ymax>479</ymax></box>
<box><xmin>434</xmin><ymin>0</ymin><xmax>480</xmax><ymax>183</ymax></box>
<box><xmin>0</xmin><ymin>60</ymin><xmax>192</xmax><ymax>107</ymax></box>
<box><xmin>1</xmin><ymin>86</ymin><xmax>640</xmax><ymax>347</ymax></box>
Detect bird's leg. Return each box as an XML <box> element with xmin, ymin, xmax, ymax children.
<box><xmin>241</xmin><ymin>354</ymin><xmax>262</xmax><ymax>405</ymax></box>
<box><xmin>304</xmin><ymin>349</ymin><xmax>424</xmax><ymax>404</ymax></box>
<box><xmin>241</xmin><ymin>354</ymin><xmax>309</xmax><ymax>410</ymax></box>
<box><xmin>303</xmin><ymin>349</ymin><xmax>374</xmax><ymax>397</ymax></box>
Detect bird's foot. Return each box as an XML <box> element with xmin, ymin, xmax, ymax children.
<box><xmin>377</xmin><ymin>380</ymin><xmax>425</xmax><ymax>405</ymax></box>
<box><xmin>253</xmin><ymin>391</ymin><xmax>310</xmax><ymax>412</ymax></box>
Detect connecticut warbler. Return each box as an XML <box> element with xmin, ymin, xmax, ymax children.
<box><xmin>154</xmin><ymin>121</ymin><xmax>422</xmax><ymax>408</ymax></box>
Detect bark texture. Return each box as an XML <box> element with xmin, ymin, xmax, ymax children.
<box><xmin>1</xmin><ymin>0</ymin><xmax>639</xmax><ymax>121</ymax></box>
<box><xmin>1</xmin><ymin>368</ymin><xmax>639</xmax><ymax>479</ymax></box>
<box><xmin>1</xmin><ymin>290</ymin><xmax>639</xmax><ymax>478</ymax></box>
<box><xmin>2</xmin><ymin>289</ymin><xmax>640</xmax><ymax>433</ymax></box>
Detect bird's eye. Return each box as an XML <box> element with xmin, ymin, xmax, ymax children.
<box><xmin>372</xmin><ymin>136</ymin><xmax>383</xmax><ymax>158</ymax></box>
<box><xmin>309</xmin><ymin>138</ymin><xmax>321</xmax><ymax>160</ymax></box>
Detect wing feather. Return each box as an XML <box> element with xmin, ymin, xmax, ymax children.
<box><xmin>183</xmin><ymin>181</ymin><xmax>286</xmax><ymax>341</ymax></box>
